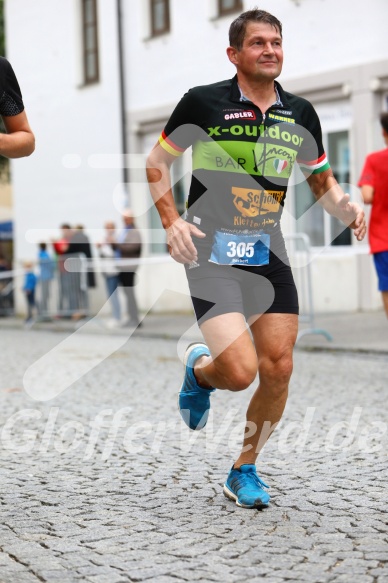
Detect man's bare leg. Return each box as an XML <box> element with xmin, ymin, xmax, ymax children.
<box><xmin>178</xmin><ymin>311</ymin><xmax>258</xmax><ymax>432</ymax></box>
<box><xmin>233</xmin><ymin>313</ymin><xmax>298</xmax><ymax>468</ymax></box>
<box><xmin>180</xmin><ymin>311</ymin><xmax>297</xmax><ymax>507</ymax></box>
<box><xmin>194</xmin><ymin>312</ymin><xmax>258</xmax><ymax>391</ymax></box>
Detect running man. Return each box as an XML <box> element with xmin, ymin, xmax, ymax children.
<box><xmin>0</xmin><ymin>57</ymin><xmax>35</xmax><ymax>158</ymax></box>
<box><xmin>146</xmin><ymin>9</ymin><xmax>366</xmax><ymax>509</ymax></box>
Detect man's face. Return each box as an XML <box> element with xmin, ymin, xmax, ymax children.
<box><xmin>228</xmin><ymin>22</ymin><xmax>283</xmax><ymax>82</ymax></box>
<box><xmin>104</xmin><ymin>222</ymin><xmax>116</xmax><ymax>238</ymax></box>
<box><xmin>123</xmin><ymin>215</ymin><xmax>134</xmax><ymax>227</ymax></box>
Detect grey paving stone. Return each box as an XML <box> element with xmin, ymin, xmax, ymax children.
<box><xmin>0</xmin><ymin>329</ymin><xmax>387</xmax><ymax>582</ymax></box>
<box><xmin>331</xmin><ymin>576</ymin><xmax>374</xmax><ymax>583</ymax></box>
<box><xmin>0</xmin><ymin>575</ymin><xmax>43</xmax><ymax>583</ymax></box>
<box><xmin>364</xmin><ymin>552</ymin><xmax>388</xmax><ymax>561</ymax></box>
<box><xmin>368</xmin><ymin>568</ymin><xmax>388</xmax><ymax>577</ymax></box>
<box><xmin>84</xmin><ymin>575</ymin><xmax>129</xmax><ymax>583</ymax></box>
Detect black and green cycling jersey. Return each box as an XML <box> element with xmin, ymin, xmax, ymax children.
<box><xmin>159</xmin><ymin>75</ymin><xmax>329</xmax><ymax>240</ymax></box>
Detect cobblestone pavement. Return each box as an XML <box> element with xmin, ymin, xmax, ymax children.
<box><xmin>0</xmin><ymin>328</ymin><xmax>387</xmax><ymax>583</ymax></box>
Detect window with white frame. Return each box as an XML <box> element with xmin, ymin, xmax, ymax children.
<box><xmin>383</xmin><ymin>92</ymin><xmax>388</xmax><ymax>111</ymax></box>
<box><xmin>81</xmin><ymin>0</ymin><xmax>99</xmax><ymax>85</ymax></box>
<box><xmin>218</xmin><ymin>0</ymin><xmax>243</xmax><ymax>17</ymax></box>
<box><xmin>143</xmin><ymin>132</ymin><xmax>190</xmax><ymax>254</ymax></box>
<box><xmin>294</xmin><ymin>102</ymin><xmax>352</xmax><ymax>247</ymax></box>
<box><xmin>148</xmin><ymin>154</ymin><xmax>189</xmax><ymax>254</ymax></box>
<box><xmin>150</xmin><ymin>0</ymin><xmax>170</xmax><ymax>37</ymax></box>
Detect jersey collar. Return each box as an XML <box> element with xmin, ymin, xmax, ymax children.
<box><xmin>238</xmin><ymin>83</ymin><xmax>283</xmax><ymax>107</ymax></box>
<box><xmin>230</xmin><ymin>75</ymin><xmax>290</xmax><ymax>109</ymax></box>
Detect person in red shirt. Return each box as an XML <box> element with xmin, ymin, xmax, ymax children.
<box><xmin>52</xmin><ymin>224</ymin><xmax>73</xmax><ymax>316</ymax></box>
<box><xmin>359</xmin><ymin>113</ymin><xmax>388</xmax><ymax>317</ymax></box>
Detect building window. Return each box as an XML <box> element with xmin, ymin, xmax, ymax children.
<box><xmin>150</xmin><ymin>0</ymin><xmax>170</xmax><ymax>37</ymax></box>
<box><xmin>82</xmin><ymin>0</ymin><xmax>99</xmax><ymax>84</ymax></box>
<box><xmin>149</xmin><ymin>154</ymin><xmax>188</xmax><ymax>254</ymax></box>
<box><xmin>218</xmin><ymin>0</ymin><xmax>243</xmax><ymax>17</ymax></box>
<box><xmin>295</xmin><ymin>130</ymin><xmax>351</xmax><ymax>247</ymax></box>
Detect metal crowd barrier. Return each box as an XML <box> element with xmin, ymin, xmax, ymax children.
<box><xmin>38</xmin><ymin>253</ymin><xmax>90</xmax><ymax>320</ymax></box>
<box><xmin>0</xmin><ymin>255</ymin><xmax>90</xmax><ymax>321</ymax></box>
<box><xmin>1</xmin><ymin>241</ymin><xmax>332</xmax><ymax>339</ymax></box>
<box><xmin>0</xmin><ymin>270</ymin><xmax>14</xmax><ymax>316</ymax></box>
<box><xmin>284</xmin><ymin>233</ymin><xmax>332</xmax><ymax>342</ymax></box>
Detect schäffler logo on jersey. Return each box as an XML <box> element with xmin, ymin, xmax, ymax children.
<box><xmin>224</xmin><ymin>109</ymin><xmax>256</xmax><ymax>121</ymax></box>
<box><xmin>231</xmin><ymin>186</ymin><xmax>283</xmax><ymax>220</ymax></box>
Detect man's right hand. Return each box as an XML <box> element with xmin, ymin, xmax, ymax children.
<box><xmin>166</xmin><ymin>217</ymin><xmax>206</xmax><ymax>264</ymax></box>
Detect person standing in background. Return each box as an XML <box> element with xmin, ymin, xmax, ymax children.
<box><xmin>22</xmin><ymin>261</ymin><xmax>37</xmax><ymax>324</ymax></box>
<box><xmin>37</xmin><ymin>242</ymin><xmax>54</xmax><ymax>319</ymax></box>
<box><xmin>116</xmin><ymin>210</ymin><xmax>142</xmax><ymax>328</ymax></box>
<box><xmin>359</xmin><ymin>112</ymin><xmax>388</xmax><ymax>318</ymax></box>
<box><xmin>52</xmin><ymin>224</ymin><xmax>73</xmax><ymax>317</ymax></box>
<box><xmin>97</xmin><ymin>221</ymin><xmax>121</xmax><ymax>326</ymax></box>
<box><xmin>68</xmin><ymin>225</ymin><xmax>96</xmax><ymax>290</ymax></box>
<box><xmin>66</xmin><ymin>225</ymin><xmax>96</xmax><ymax>320</ymax></box>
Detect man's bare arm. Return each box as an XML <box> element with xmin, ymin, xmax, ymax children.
<box><xmin>146</xmin><ymin>143</ymin><xmax>205</xmax><ymax>264</ymax></box>
<box><xmin>307</xmin><ymin>169</ymin><xmax>366</xmax><ymax>241</ymax></box>
<box><xmin>0</xmin><ymin>111</ymin><xmax>35</xmax><ymax>158</ymax></box>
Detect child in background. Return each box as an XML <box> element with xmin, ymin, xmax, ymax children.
<box><xmin>23</xmin><ymin>261</ymin><xmax>37</xmax><ymax>324</ymax></box>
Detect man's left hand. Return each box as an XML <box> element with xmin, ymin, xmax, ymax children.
<box><xmin>338</xmin><ymin>194</ymin><xmax>367</xmax><ymax>241</ymax></box>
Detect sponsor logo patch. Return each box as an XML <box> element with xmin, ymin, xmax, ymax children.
<box><xmin>231</xmin><ymin>187</ymin><xmax>283</xmax><ymax>218</ymax></box>
<box><xmin>224</xmin><ymin>110</ymin><xmax>256</xmax><ymax>121</ymax></box>
<box><xmin>273</xmin><ymin>159</ymin><xmax>288</xmax><ymax>174</ymax></box>
<box><xmin>268</xmin><ymin>113</ymin><xmax>295</xmax><ymax>124</ymax></box>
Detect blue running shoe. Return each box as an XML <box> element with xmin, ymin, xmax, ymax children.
<box><xmin>179</xmin><ymin>342</ymin><xmax>215</xmax><ymax>431</ymax></box>
<box><xmin>223</xmin><ymin>464</ymin><xmax>270</xmax><ymax>508</ymax></box>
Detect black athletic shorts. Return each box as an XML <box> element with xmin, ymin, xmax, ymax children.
<box><xmin>186</xmin><ymin>233</ymin><xmax>299</xmax><ymax>324</ymax></box>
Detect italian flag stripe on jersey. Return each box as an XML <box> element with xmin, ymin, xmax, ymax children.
<box><xmin>159</xmin><ymin>130</ymin><xmax>185</xmax><ymax>157</ymax></box>
<box><xmin>297</xmin><ymin>153</ymin><xmax>330</xmax><ymax>174</ymax></box>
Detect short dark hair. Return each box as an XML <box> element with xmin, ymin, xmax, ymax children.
<box><xmin>229</xmin><ymin>8</ymin><xmax>282</xmax><ymax>51</ymax></box>
<box><xmin>39</xmin><ymin>242</ymin><xmax>47</xmax><ymax>251</ymax></box>
<box><xmin>380</xmin><ymin>112</ymin><xmax>388</xmax><ymax>134</ymax></box>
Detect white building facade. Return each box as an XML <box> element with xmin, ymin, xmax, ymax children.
<box><xmin>5</xmin><ymin>0</ymin><xmax>388</xmax><ymax>314</ymax></box>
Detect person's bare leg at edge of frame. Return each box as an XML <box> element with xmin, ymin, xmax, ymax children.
<box><xmin>186</xmin><ymin>310</ymin><xmax>298</xmax><ymax>508</ymax></box>
<box><xmin>382</xmin><ymin>291</ymin><xmax>388</xmax><ymax>318</ymax></box>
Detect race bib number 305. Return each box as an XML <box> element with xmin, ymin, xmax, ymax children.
<box><xmin>209</xmin><ymin>231</ymin><xmax>270</xmax><ymax>266</ymax></box>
